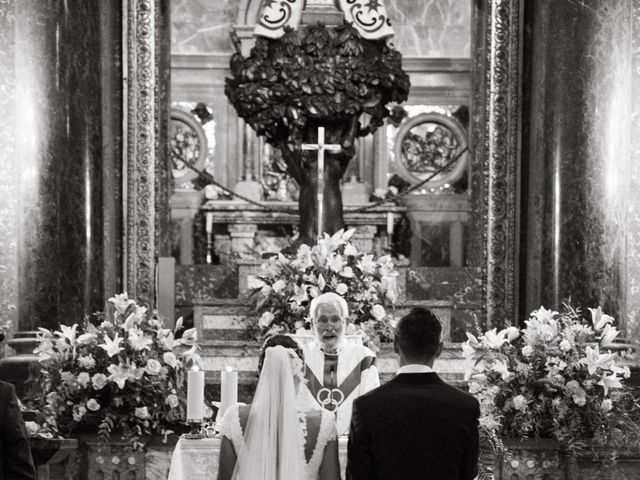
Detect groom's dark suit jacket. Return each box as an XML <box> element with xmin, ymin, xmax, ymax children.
<box><xmin>0</xmin><ymin>381</ymin><xmax>36</xmax><ymax>480</ymax></box>
<box><xmin>347</xmin><ymin>372</ymin><xmax>479</xmax><ymax>480</ymax></box>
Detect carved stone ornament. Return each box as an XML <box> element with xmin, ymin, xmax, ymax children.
<box><xmin>124</xmin><ymin>0</ymin><xmax>522</xmax><ymax>324</ymax></box>
<box><xmin>170</xmin><ymin>108</ymin><xmax>208</xmax><ymax>186</ymax></box>
<box><xmin>124</xmin><ymin>0</ymin><xmax>163</xmax><ymax>307</ymax></box>
<box><xmin>471</xmin><ymin>0</ymin><xmax>523</xmax><ymax>328</ymax></box>
<box><xmin>393</xmin><ymin>112</ymin><xmax>469</xmax><ymax>188</ymax></box>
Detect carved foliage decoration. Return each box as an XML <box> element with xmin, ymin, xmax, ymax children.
<box><xmin>472</xmin><ymin>0</ymin><xmax>522</xmax><ymax>328</ymax></box>
<box><xmin>125</xmin><ymin>0</ymin><xmax>160</xmax><ymax>306</ymax></box>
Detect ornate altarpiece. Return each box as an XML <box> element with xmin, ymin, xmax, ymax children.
<box><xmin>124</xmin><ymin>0</ymin><xmax>523</xmax><ymax>328</ymax></box>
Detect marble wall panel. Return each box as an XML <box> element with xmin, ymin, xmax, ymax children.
<box><xmin>387</xmin><ymin>0</ymin><xmax>470</xmax><ymax>57</ymax></box>
<box><xmin>13</xmin><ymin>0</ymin><xmax>105</xmax><ymax>329</ymax></box>
<box><xmin>171</xmin><ymin>0</ymin><xmax>240</xmax><ymax>53</ymax></box>
<box><xmin>627</xmin><ymin>0</ymin><xmax>640</xmax><ymax>340</ymax></box>
<box><xmin>170</xmin><ymin>0</ymin><xmax>471</xmax><ymax>57</ymax></box>
<box><xmin>523</xmin><ymin>0</ymin><xmax>639</xmax><ymax>334</ymax></box>
<box><xmin>0</xmin><ymin>0</ymin><xmax>18</xmax><ymax>336</ymax></box>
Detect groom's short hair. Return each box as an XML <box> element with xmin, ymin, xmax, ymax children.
<box><xmin>396</xmin><ymin>307</ymin><xmax>442</xmax><ymax>361</ymax></box>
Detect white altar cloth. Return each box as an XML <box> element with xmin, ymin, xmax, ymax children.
<box><xmin>167</xmin><ymin>436</ymin><xmax>349</xmax><ymax>480</ymax></box>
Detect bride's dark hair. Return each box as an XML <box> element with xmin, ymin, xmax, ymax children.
<box><xmin>258</xmin><ymin>334</ymin><xmax>304</xmax><ymax>372</ymax></box>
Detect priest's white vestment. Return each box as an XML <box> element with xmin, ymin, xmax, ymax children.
<box><xmin>301</xmin><ymin>339</ymin><xmax>380</xmax><ymax>435</ymax></box>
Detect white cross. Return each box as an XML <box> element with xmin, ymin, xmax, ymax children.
<box><xmin>301</xmin><ymin>126</ymin><xmax>342</xmax><ymax>240</ymax></box>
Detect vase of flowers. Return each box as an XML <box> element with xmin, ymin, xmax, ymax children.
<box><xmin>31</xmin><ymin>293</ymin><xmax>199</xmax><ymax>444</ymax></box>
<box><xmin>465</xmin><ymin>305</ymin><xmax>640</xmax><ymax>478</ymax></box>
<box><xmin>248</xmin><ymin>229</ymin><xmax>398</xmax><ymax>351</ymax></box>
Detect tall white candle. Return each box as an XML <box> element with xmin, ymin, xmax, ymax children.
<box><xmin>205</xmin><ymin>212</ymin><xmax>213</xmax><ymax>233</ymax></box>
<box><xmin>187</xmin><ymin>367</ymin><xmax>205</xmax><ymax>423</ymax></box>
<box><xmin>387</xmin><ymin>212</ymin><xmax>394</xmax><ymax>235</ymax></box>
<box><xmin>220</xmin><ymin>366</ymin><xmax>238</xmax><ymax>420</ymax></box>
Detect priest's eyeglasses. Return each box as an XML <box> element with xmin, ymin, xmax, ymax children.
<box><xmin>316</xmin><ymin>315</ymin><xmax>342</xmax><ymax>325</ymax></box>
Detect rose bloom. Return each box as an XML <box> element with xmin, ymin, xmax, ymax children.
<box><xmin>135</xmin><ymin>406</ymin><xmax>150</xmax><ymax>419</ymax></box>
<box><xmin>163</xmin><ymin>352</ymin><xmax>179</xmax><ymax>368</ymax></box>
<box><xmin>73</xmin><ymin>406</ymin><xmax>87</xmax><ymax>422</ymax></box>
<box><xmin>166</xmin><ymin>394</ymin><xmax>180</xmax><ymax>409</ymax></box>
<box><xmin>86</xmin><ymin>399</ymin><xmax>100</xmax><ymax>412</ymax></box>
<box><xmin>146</xmin><ymin>359</ymin><xmax>162</xmax><ymax>375</ymax></box>
<box><xmin>77</xmin><ymin>372</ymin><xmax>91</xmax><ymax>387</ymax></box>
<box><xmin>77</xmin><ymin>354</ymin><xmax>96</xmax><ymax>369</ymax></box>
<box><xmin>513</xmin><ymin>394</ymin><xmax>528</xmax><ymax>412</ymax></box>
<box><xmin>601</xmin><ymin>399</ymin><xmax>613</xmax><ymax>412</ymax></box>
<box><xmin>371</xmin><ymin>304</ymin><xmax>386</xmax><ymax>321</ymax></box>
<box><xmin>91</xmin><ymin>373</ymin><xmax>108</xmax><ymax>390</ymax></box>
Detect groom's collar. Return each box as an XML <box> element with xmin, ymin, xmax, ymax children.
<box><xmin>397</xmin><ymin>364</ymin><xmax>433</xmax><ymax>374</ymax></box>
<box><xmin>392</xmin><ymin>371</ymin><xmax>443</xmax><ymax>385</ymax></box>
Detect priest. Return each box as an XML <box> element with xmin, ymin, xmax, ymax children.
<box><xmin>302</xmin><ymin>293</ymin><xmax>380</xmax><ymax>435</ymax></box>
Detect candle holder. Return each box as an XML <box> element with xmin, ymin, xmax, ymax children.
<box><xmin>205</xmin><ymin>231</ymin><xmax>214</xmax><ymax>264</ymax></box>
<box><xmin>183</xmin><ymin>420</ymin><xmax>205</xmax><ymax>439</ymax></box>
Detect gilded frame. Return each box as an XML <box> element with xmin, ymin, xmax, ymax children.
<box><xmin>123</xmin><ymin>0</ymin><xmax>161</xmax><ymax>307</ymax></box>
<box><xmin>471</xmin><ymin>0</ymin><xmax>523</xmax><ymax>327</ymax></box>
<box><xmin>123</xmin><ymin>0</ymin><xmax>523</xmax><ymax>326</ymax></box>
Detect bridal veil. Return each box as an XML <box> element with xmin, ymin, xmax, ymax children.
<box><xmin>231</xmin><ymin>345</ymin><xmax>306</xmax><ymax>480</ymax></box>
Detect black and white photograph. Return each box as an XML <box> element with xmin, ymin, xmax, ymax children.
<box><xmin>2</xmin><ymin>0</ymin><xmax>640</xmax><ymax>479</ymax></box>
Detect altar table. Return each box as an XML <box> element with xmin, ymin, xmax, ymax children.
<box><xmin>167</xmin><ymin>436</ymin><xmax>349</xmax><ymax>480</ymax></box>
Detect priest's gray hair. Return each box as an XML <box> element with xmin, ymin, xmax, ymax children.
<box><xmin>309</xmin><ymin>292</ymin><xmax>349</xmax><ymax>321</ymax></box>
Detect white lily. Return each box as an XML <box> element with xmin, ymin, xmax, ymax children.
<box><xmin>99</xmin><ymin>332</ymin><xmax>124</xmax><ymax>357</ymax></box>
<box><xmin>599</xmin><ymin>323</ymin><xmax>620</xmax><ymax>346</ymax></box>
<box><xmin>108</xmin><ymin>293</ymin><xmax>135</xmax><ymax>315</ymax></box>
<box><xmin>589</xmin><ymin>306</ymin><xmax>614</xmax><ymax>331</ymax></box>
<box><xmin>482</xmin><ymin>328</ymin><xmax>508</xmax><ymax>350</ymax></box>
<box><xmin>461</xmin><ymin>341</ymin><xmax>476</xmax><ymax>360</ymax></box>
<box><xmin>580</xmin><ymin>345</ymin><xmax>615</xmax><ymax>375</ymax></box>
<box><xmin>598</xmin><ymin>373</ymin><xmax>623</xmax><ymax>395</ymax></box>
<box><xmin>128</xmin><ymin>328</ymin><xmax>153</xmax><ymax>351</ymax></box>
<box><xmin>56</xmin><ymin>324</ymin><xmax>78</xmax><ymax>345</ymax></box>
<box><xmin>344</xmin><ymin>243</ymin><xmax>358</xmax><ymax>257</ymax></box>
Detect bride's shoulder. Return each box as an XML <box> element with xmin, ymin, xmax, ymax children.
<box><xmin>304</xmin><ymin>408</ymin><xmax>335</xmax><ymax>428</ymax></box>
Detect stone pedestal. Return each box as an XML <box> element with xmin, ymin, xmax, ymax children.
<box><xmin>228</xmin><ymin>224</ymin><xmax>258</xmax><ymax>257</ymax></box>
<box><xmin>31</xmin><ymin>438</ymin><xmax>77</xmax><ymax>480</ymax></box>
<box><xmin>170</xmin><ymin>190</ymin><xmax>205</xmax><ymax>265</ymax></box>
<box><xmin>0</xmin><ymin>331</ymin><xmax>40</xmax><ymax>397</ymax></box>
<box><xmin>352</xmin><ymin>225</ymin><xmax>377</xmax><ymax>254</ymax></box>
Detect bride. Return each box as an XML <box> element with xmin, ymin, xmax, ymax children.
<box><xmin>217</xmin><ymin>335</ymin><xmax>341</xmax><ymax>480</ymax></box>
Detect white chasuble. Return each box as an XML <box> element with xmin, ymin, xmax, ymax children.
<box><xmin>302</xmin><ymin>340</ymin><xmax>380</xmax><ymax>435</ymax></box>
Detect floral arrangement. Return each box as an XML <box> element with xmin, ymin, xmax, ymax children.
<box><xmin>248</xmin><ymin>229</ymin><xmax>398</xmax><ymax>349</ymax></box>
<box><xmin>464</xmin><ymin>305</ymin><xmax>639</xmax><ymax>454</ymax></box>
<box><xmin>31</xmin><ymin>293</ymin><xmax>199</xmax><ymax>443</ymax></box>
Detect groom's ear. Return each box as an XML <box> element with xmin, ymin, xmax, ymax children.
<box><xmin>435</xmin><ymin>341</ymin><xmax>443</xmax><ymax>358</ymax></box>
<box><xmin>393</xmin><ymin>335</ymin><xmax>399</xmax><ymax>355</ymax></box>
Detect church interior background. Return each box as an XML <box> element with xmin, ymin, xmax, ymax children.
<box><xmin>3</xmin><ymin>0</ymin><xmax>640</xmax><ymax>477</ymax></box>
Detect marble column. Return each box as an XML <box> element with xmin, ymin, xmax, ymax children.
<box><xmin>0</xmin><ymin>0</ymin><xmax>122</xmax><ymax>331</ymax></box>
<box><xmin>523</xmin><ymin>1</ymin><xmax>634</xmax><ymax>332</ymax></box>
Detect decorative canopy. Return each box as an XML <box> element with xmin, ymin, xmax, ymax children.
<box><xmin>255</xmin><ymin>0</ymin><xmax>394</xmax><ymax>40</ymax></box>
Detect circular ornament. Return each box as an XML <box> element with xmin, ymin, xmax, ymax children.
<box><xmin>169</xmin><ymin>108</ymin><xmax>208</xmax><ymax>186</ymax></box>
<box><xmin>393</xmin><ymin>112</ymin><xmax>469</xmax><ymax>188</ymax></box>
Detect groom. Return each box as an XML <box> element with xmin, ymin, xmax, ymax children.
<box><xmin>347</xmin><ymin>307</ymin><xmax>480</xmax><ymax>480</ymax></box>
<box><xmin>302</xmin><ymin>293</ymin><xmax>380</xmax><ymax>435</ymax></box>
